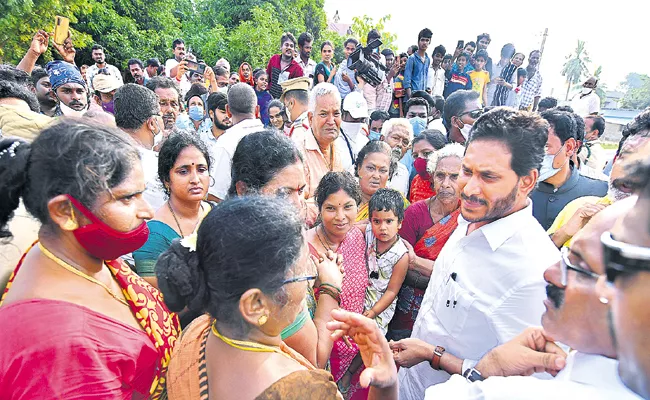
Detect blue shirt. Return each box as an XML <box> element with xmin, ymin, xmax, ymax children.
<box><xmin>403</xmin><ymin>52</ymin><xmax>430</xmax><ymax>91</ymax></box>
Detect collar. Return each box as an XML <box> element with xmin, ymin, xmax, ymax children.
<box><xmin>556</xmin><ymin>351</ymin><xmax>629</xmax><ymax>393</ymax></box>
<box><xmin>458</xmin><ymin>199</ymin><xmax>534</xmax><ymax>251</ymax></box>
<box><xmin>305</xmin><ymin>129</ymin><xmax>321</xmax><ymax>151</ymax></box>
<box><xmin>292</xmin><ymin>111</ymin><xmax>310</xmax><ymax>127</ymax></box>
<box><xmin>227</xmin><ymin>117</ymin><xmax>264</xmax><ymax>132</ymax></box>
<box><xmin>537</xmin><ymin>166</ymin><xmax>581</xmax><ymax>193</ymax></box>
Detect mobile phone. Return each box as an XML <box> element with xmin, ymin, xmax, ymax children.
<box><xmin>185</xmin><ymin>60</ymin><xmax>206</xmax><ymax>75</ymax></box>
<box><xmin>457</xmin><ymin>40</ymin><xmax>464</xmax><ymax>49</ymax></box>
<box><xmin>54</xmin><ymin>16</ymin><xmax>70</xmax><ymax>45</ymax></box>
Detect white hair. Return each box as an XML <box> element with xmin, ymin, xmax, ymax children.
<box><xmin>427</xmin><ymin>143</ymin><xmax>465</xmax><ymax>173</ymax></box>
<box><xmin>309</xmin><ymin>82</ymin><xmax>341</xmax><ymax>112</ymax></box>
<box><xmin>381</xmin><ymin>118</ymin><xmax>414</xmax><ymax>142</ymax></box>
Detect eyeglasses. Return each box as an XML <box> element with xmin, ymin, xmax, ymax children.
<box><xmin>459</xmin><ymin>108</ymin><xmax>484</xmax><ymax>120</ymax></box>
<box><xmin>560</xmin><ymin>247</ymin><xmax>600</xmax><ymax>287</ymax></box>
<box><xmin>601</xmin><ymin>231</ymin><xmax>650</xmax><ymax>284</ymax></box>
<box><xmin>282</xmin><ymin>258</ymin><xmax>318</xmax><ymax>285</ymax></box>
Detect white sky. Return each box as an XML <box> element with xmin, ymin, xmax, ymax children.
<box><xmin>324</xmin><ymin>0</ymin><xmax>649</xmax><ymax>101</ymax></box>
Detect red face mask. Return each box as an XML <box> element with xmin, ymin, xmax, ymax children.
<box><xmin>413</xmin><ymin>157</ymin><xmax>430</xmax><ymax>180</ymax></box>
<box><xmin>66</xmin><ymin>194</ymin><xmax>149</xmax><ymax>260</ymax></box>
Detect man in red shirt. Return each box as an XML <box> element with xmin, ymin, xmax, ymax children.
<box><xmin>266</xmin><ymin>32</ymin><xmax>304</xmax><ymax>99</ymax></box>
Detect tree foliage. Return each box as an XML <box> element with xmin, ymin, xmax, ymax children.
<box><xmin>560</xmin><ymin>40</ymin><xmax>591</xmax><ymax>100</ymax></box>
<box><xmin>620</xmin><ymin>73</ymin><xmax>650</xmax><ymax>110</ymax></box>
<box><xmin>350</xmin><ymin>14</ymin><xmax>397</xmax><ymax>52</ymax></box>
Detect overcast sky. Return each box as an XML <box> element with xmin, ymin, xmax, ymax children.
<box><xmin>324</xmin><ymin>0</ymin><xmax>649</xmax><ymax>101</ymax></box>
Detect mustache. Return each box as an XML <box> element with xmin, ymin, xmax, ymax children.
<box><xmin>545</xmin><ymin>284</ymin><xmax>565</xmax><ymax>309</ymax></box>
<box><xmin>461</xmin><ymin>193</ymin><xmax>487</xmax><ymax>205</ymax></box>
<box><xmin>68</xmin><ymin>100</ymin><xmax>84</xmax><ymax>107</ymax></box>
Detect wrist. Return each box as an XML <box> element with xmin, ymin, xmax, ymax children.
<box><xmin>28</xmin><ymin>48</ymin><xmax>42</xmax><ymax>58</ymax></box>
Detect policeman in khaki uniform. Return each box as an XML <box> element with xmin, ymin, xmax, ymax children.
<box><xmin>280</xmin><ymin>77</ymin><xmax>311</xmax><ymax>142</ymax></box>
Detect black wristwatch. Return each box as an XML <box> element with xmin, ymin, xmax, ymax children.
<box><xmin>462</xmin><ymin>367</ymin><xmax>485</xmax><ymax>382</ymax></box>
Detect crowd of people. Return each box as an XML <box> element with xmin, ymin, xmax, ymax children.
<box><xmin>0</xmin><ymin>23</ymin><xmax>649</xmax><ymax>400</ymax></box>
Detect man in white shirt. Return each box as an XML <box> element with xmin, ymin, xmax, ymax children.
<box><xmin>426</xmin><ymin>45</ymin><xmax>446</xmax><ymax>97</ymax></box>
<box><xmin>578</xmin><ymin>115</ymin><xmax>609</xmax><ymax>173</ymax></box>
<box><xmin>86</xmin><ymin>44</ymin><xmax>123</xmax><ymax>92</ymax></box>
<box><xmin>113</xmin><ymin>83</ymin><xmax>166</xmax><ymax>212</ymax></box>
<box><xmin>394</xmin><ymin>108</ymin><xmax>561</xmax><ymax>400</ymax></box>
<box><xmin>164</xmin><ymin>39</ymin><xmax>192</xmax><ymax>96</ymax></box>
<box><xmin>296</xmin><ymin>33</ymin><xmax>316</xmax><ymax>85</ymax></box>
<box><xmin>209</xmin><ymin>83</ymin><xmax>263</xmax><ymax>201</ymax></box>
<box><xmin>381</xmin><ymin>118</ymin><xmax>413</xmax><ymax>196</ymax></box>
<box><xmin>337</xmin><ymin>91</ymin><xmax>369</xmax><ymax>172</ymax></box>
<box><xmin>571</xmin><ymin>77</ymin><xmax>601</xmax><ymax>117</ymax></box>
<box><xmin>421</xmin><ymin>196</ymin><xmax>641</xmax><ymax>399</ymax></box>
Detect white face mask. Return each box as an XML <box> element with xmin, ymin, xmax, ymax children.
<box><xmin>581</xmin><ymin>88</ymin><xmax>593</xmax><ymax>95</ymax></box>
<box><xmin>538</xmin><ymin>145</ymin><xmax>567</xmax><ymax>182</ymax></box>
<box><xmin>218</xmin><ymin>86</ymin><xmax>228</xmax><ymax>95</ymax></box>
<box><xmin>458</xmin><ymin>121</ymin><xmax>473</xmax><ymax>140</ymax></box>
<box><xmin>153</xmin><ymin>119</ymin><xmax>164</xmax><ymax>148</ymax></box>
<box><xmin>340</xmin><ymin>121</ymin><xmax>367</xmax><ymax>138</ymax></box>
<box><xmin>59</xmin><ymin>100</ymin><xmax>88</xmax><ymax>118</ymax></box>
<box><xmin>284</xmin><ymin>101</ymin><xmax>293</xmax><ymax>123</ymax></box>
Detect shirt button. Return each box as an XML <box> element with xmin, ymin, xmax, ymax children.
<box><xmin>549</xmin><ymin>196</ymin><xmax>557</xmax><ymax>202</ymax></box>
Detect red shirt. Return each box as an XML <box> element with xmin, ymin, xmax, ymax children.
<box><xmin>266</xmin><ymin>54</ymin><xmax>304</xmax><ymax>99</ymax></box>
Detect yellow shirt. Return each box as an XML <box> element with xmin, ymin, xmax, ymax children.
<box><xmin>469</xmin><ymin>70</ymin><xmax>490</xmax><ymax>102</ymax></box>
<box><xmin>547</xmin><ymin>195</ymin><xmax>613</xmax><ymax>247</ymax></box>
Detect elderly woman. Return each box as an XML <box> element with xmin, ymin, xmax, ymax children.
<box><xmin>177</xmin><ymin>83</ymin><xmax>212</xmax><ymax>134</ymax></box>
<box><xmin>293</xmin><ymin>83</ymin><xmax>345</xmax><ymax>226</ymax></box>
<box><xmin>0</xmin><ymin>121</ymin><xmax>179</xmax><ymax>398</ymax></box>
<box><xmin>388</xmin><ymin>143</ymin><xmax>465</xmax><ymax>340</ymax></box>
<box><xmin>306</xmin><ymin>172</ymin><xmax>369</xmax><ymax>399</ymax></box>
<box><xmin>409</xmin><ymin>130</ymin><xmax>447</xmax><ymax>203</ymax></box>
<box><xmin>133</xmin><ymin>132</ymin><xmax>213</xmax><ymax>292</ymax></box>
<box><xmin>158</xmin><ymin>196</ymin><xmax>398</xmax><ymax>399</ymax></box>
<box><xmin>381</xmin><ymin>118</ymin><xmax>414</xmax><ymax>197</ymax></box>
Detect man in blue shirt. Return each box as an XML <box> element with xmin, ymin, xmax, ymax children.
<box><xmin>404</xmin><ymin>28</ymin><xmax>432</xmax><ymax>98</ymax></box>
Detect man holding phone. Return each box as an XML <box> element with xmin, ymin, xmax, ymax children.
<box><xmin>86</xmin><ymin>44</ymin><xmax>123</xmax><ymax>91</ymax></box>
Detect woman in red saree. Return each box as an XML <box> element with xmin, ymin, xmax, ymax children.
<box><xmin>389</xmin><ymin>143</ymin><xmax>465</xmax><ymax>340</ymax></box>
<box><xmin>306</xmin><ymin>172</ymin><xmax>369</xmax><ymax>399</ymax></box>
<box><xmin>0</xmin><ymin>121</ymin><xmax>179</xmax><ymax>399</ymax></box>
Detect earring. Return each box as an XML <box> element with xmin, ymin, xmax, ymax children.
<box><xmin>258</xmin><ymin>314</ymin><xmax>268</xmax><ymax>326</ymax></box>
<box><xmin>63</xmin><ymin>207</ymin><xmax>79</xmax><ymax>231</ymax></box>
<box><xmin>599</xmin><ymin>296</ymin><xmax>609</xmax><ymax>305</ymax></box>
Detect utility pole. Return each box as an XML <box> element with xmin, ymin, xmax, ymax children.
<box><xmin>539</xmin><ymin>28</ymin><xmax>549</xmax><ymax>62</ymax></box>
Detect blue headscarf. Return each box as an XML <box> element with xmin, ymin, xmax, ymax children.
<box><xmin>46</xmin><ymin>60</ymin><xmax>86</xmax><ymax>91</ymax></box>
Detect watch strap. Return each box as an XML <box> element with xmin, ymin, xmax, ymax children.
<box><xmin>463</xmin><ymin>367</ymin><xmax>485</xmax><ymax>382</ymax></box>
<box><xmin>429</xmin><ymin>345</ymin><xmax>445</xmax><ymax>370</ymax></box>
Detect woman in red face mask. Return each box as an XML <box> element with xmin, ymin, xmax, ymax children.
<box><xmin>389</xmin><ymin>143</ymin><xmax>464</xmax><ymax>341</ymax></box>
<box><xmin>409</xmin><ymin>130</ymin><xmax>447</xmax><ymax>203</ymax></box>
<box><xmin>0</xmin><ymin>120</ymin><xmax>180</xmax><ymax>399</ymax></box>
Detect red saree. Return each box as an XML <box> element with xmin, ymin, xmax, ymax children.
<box><xmin>0</xmin><ymin>242</ymin><xmax>180</xmax><ymax>399</ymax></box>
<box><xmin>409</xmin><ymin>175</ymin><xmax>435</xmax><ymax>204</ymax></box>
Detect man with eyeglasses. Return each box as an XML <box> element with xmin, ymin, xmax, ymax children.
<box><xmin>442</xmin><ymin>90</ymin><xmax>483</xmax><ymax>145</ymax></box>
<box><xmin>419</xmin><ymin>193</ymin><xmax>641</xmax><ymax>399</ymax></box>
<box><xmin>532</xmin><ymin>110</ymin><xmax>608</xmax><ymax>230</ymax></box>
<box><xmin>266</xmin><ymin>32</ymin><xmax>304</xmax><ymax>99</ymax></box>
<box><xmin>393</xmin><ymin>108</ymin><xmax>561</xmax><ymax>400</ymax></box>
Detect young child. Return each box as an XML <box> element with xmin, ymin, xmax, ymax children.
<box><xmin>338</xmin><ymin>188</ymin><xmax>409</xmax><ymax>393</ymax></box>
<box><xmin>469</xmin><ymin>49</ymin><xmax>491</xmax><ymax>106</ymax></box>
<box><xmin>443</xmin><ymin>52</ymin><xmax>473</xmax><ymax>98</ymax></box>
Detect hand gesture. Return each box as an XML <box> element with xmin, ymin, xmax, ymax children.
<box><xmin>453</xmin><ymin>47</ymin><xmax>463</xmax><ymax>58</ymax></box>
<box><xmin>29</xmin><ymin>30</ymin><xmax>50</xmax><ymax>56</ymax></box>
<box><xmin>342</xmin><ymin>72</ymin><xmax>351</xmax><ymax>84</ymax></box>
<box><xmin>475</xmin><ymin>327</ymin><xmax>567</xmax><ymax>377</ymax></box>
<box><xmin>176</xmin><ymin>60</ymin><xmax>189</xmax><ymax>80</ymax></box>
<box><xmin>312</xmin><ymin>250</ymin><xmax>343</xmax><ymax>288</ymax></box>
<box><xmin>327</xmin><ymin>309</ymin><xmax>397</xmax><ymax>389</ymax></box>
<box><xmin>391</xmin><ymin>60</ymin><xmax>400</xmax><ymax>75</ymax></box>
<box><xmin>389</xmin><ymin>338</ymin><xmax>431</xmax><ymax>368</ymax></box>
<box><xmin>401</xmin><ymin>238</ymin><xmax>416</xmax><ymax>267</ymax></box>
<box><xmin>51</xmin><ymin>32</ymin><xmax>76</xmax><ymax>64</ymax></box>
<box><xmin>563</xmin><ymin>203</ymin><xmax>608</xmax><ymax>238</ymax></box>
<box><xmin>363</xmin><ymin>309</ymin><xmax>376</xmax><ymax>319</ymax></box>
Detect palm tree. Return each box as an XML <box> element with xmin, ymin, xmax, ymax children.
<box><xmin>560</xmin><ymin>40</ymin><xmax>591</xmax><ymax>100</ymax></box>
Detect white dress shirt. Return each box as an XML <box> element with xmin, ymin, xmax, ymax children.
<box><xmin>571</xmin><ymin>92</ymin><xmax>601</xmax><ymax>117</ymax></box>
<box><xmin>427</xmin><ymin>118</ymin><xmax>447</xmax><ymax>136</ymax></box>
<box><xmin>398</xmin><ymin>201</ymin><xmax>560</xmax><ymax>400</ymax></box>
<box><xmin>209</xmin><ymin>118</ymin><xmax>264</xmax><ymax>200</ymax></box>
<box><xmin>425</xmin><ymin>351</ymin><xmax>642</xmax><ymax>400</ymax></box>
<box><xmin>336</xmin><ymin>125</ymin><xmax>369</xmax><ymax>172</ymax></box>
<box><xmin>388</xmin><ymin>162</ymin><xmax>410</xmax><ymax>197</ymax></box>
<box><xmin>426</xmin><ymin>67</ymin><xmax>446</xmax><ymax>97</ymax></box>
<box><xmin>137</xmin><ymin>147</ymin><xmax>166</xmax><ymax>212</ymax></box>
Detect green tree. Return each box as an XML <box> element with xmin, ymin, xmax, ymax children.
<box><xmin>0</xmin><ymin>0</ymin><xmax>93</xmax><ymax>63</ymax></box>
<box><xmin>227</xmin><ymin>3</ymin><xmax>286</xmax><ymax>68</ymax></box>
<box><xmin>620</xmin><ymin>73</ymin><xmax>650</xmax><ymax>110</ymax></box>
<box><xmin>560</xmin><ymin>40</ymin><xmax>591</xmax><ymax>101</ymax></box>
<box><xmin>350</xmin><ymin>14</ymin><xmax>397</xmax><ymax>52</ymax></box>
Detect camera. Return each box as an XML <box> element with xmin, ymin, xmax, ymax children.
<box><xmin>347</xmin><ymin>39</ymin><xmax>387</xmax><ymax>87</ymax></box>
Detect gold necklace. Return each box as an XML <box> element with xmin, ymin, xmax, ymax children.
<box><xmin>38</xmin><ymin>243</ymin><xmax>129</xmax><ymax>307</ymax></box>
<box><xmin>211</xmin><ymin>321</ymin><xmax>298</xmax><ymax>364</ymax></box>
<box><xmin>168</xmin><ymin>200</ymin><xmax>203</xmax><ymax>237</ymax></box>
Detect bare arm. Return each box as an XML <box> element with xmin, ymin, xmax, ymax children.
<box><xmin>284</xmin><ymin>318</ymin><xmax>318</xmax><ymax>366</ymax></box>
<box><xmin>403</xmin><ymin>239</ymin><xmax>434</xmax><ymax>276</ymax></box>
<box><xmin>17</xmin><ymin>30</ymin><xmax>50</xmax><ymax>74</ymax></box>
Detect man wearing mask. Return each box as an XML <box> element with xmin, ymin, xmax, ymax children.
<box><xmin>86</xmin><ymin>44</ymin><xmax>123</xmax><ymax>91</ymax></box>
<box><xmin>280</xmin><ymin>77</ymin><xmax>310</xmax><ymax>140</ymax></box>
<box><xmin>113</xmin><ymin>83</ymin><xmax>166</xmax><ymax>211</ymax></box>
<box><xmin>571</xmin><ymin>77</ymin><xmax>601</xmax><ymax>117</ymax></box>
<box><xmin>369</xmin><ymin>110</ymin><xmax>390</xmax><ymax>141</ymax></box>
<box><xmin>532</xmin><ymin>110</ymin><xmax>608</xmax><ymax>230</ymax></box>
<box><xmin>46</xmin><ymin>60</ymin><xmax>90</xmax><ymax>118</ymax></box>
<box><xmin>91</xmin><ymin>74</ymin><xmax>122</xmax><ymax>115</ymax></box>
<box><xmin>146</xmin><ymin>76</ymin><xmax>181</xmax><ymax>131</ymax></box>
<box><xmin>336</xmin><ymin>91</ymin><xmax>370</xmax><ymax>171</ymax></box>
<box><xmin>442</xmin><ymin>90</ymin><xmax>482</xmax><ymax>145</ymax></box>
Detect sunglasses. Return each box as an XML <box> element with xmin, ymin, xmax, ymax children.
<box><xmin>560</xmin><ymin>247</ymin><xmax>600</xmax><ymax>287</ymax></box>
<box><xmin>601</xmin><ymin>231</ymin><xmax>650</xmax><ymax>284</ymax></box>
<box><xmin>459</xmin><ymin>108</ymin><xmax>484</xmax><ymax>119</ymax></box>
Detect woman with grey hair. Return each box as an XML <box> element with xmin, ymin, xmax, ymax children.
<box><xmin>389</xmin><ymin>143</ymin><xmax>465</xmax><ymax>340</ymax></box>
